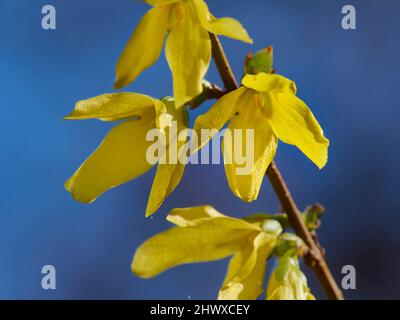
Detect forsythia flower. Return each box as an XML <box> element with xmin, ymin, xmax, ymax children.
<box><xmin>267</xmin><ymin>253</ymin><xmax>315</xmax><ymax>300</ymax></box>
<box><xmin>193</xmin><ymin>72</ymin><xmax>329</xmax><ymax>202</ymax></box>
<box><xmin>115</xmin><ymin>0</ymin><xmax>253</xmax><ymax>108</ymax></box>
<box><xmin>132</xmin><ymin>205</ymin><xmax>282</xmax><ymax>300</ymax></box>
<box><xmin>65</xmin><ymin>93</ymin><xmax>188</xmax><ymax>217</ymax></box>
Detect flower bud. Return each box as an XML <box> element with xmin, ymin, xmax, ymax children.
<box><xmin>244</xmin><ymin>46</ymin><xmax>273</xmax><ymax>76</ymax></box>
<box><xmin>262</xmin><ymin>219</ymin><xmax>283</xmax><ymax>237</ymax></box>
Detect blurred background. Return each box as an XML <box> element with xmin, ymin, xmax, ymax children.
<box><xmin>0</xmin><ymin>0</ymin><xmax>399</xmax><ymax>299</ymax></box>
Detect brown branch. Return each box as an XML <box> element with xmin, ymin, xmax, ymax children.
<box><xmin>266</xmin><ymin>163</ymin><xmax>343</xmax><ymax>299</ymax></box>
<box><xmin>210</xmin><ymin>34</ymin><xmax>239</xmax><ymax>91</ymax></box>
<box><xmin>208</xmin><ymin>32</ymin><xmax>344</xmax><ymax>300</ymax></box>
<box><xmin>188</xmin><ymin>82</ymin><xmax>226</xmax><ymax>110</ymax></box>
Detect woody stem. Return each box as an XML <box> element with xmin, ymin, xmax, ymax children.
<box><xmin>209</xmin><ymin>32</ymin><xmax>344</xmax><ymax>300</ymax></box>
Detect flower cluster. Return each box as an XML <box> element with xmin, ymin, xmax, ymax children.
<box><xmin>132</xmin><ymin>205</ymin><xmax>315</xmax><ymax>300</ymax></box>
<box><xmin>65</xmin><ymin>0</ymin><xmax>329</xmax><ymax>300</ymax></box>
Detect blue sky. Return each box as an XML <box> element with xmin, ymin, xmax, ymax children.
<box><xmin>0</xmin><ymin>0</ymin><xmax>399</xmax><ymax>299</ymax></box>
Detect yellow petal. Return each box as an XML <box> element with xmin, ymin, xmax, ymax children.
<box><xmin>192</xmin><ymin>87</ymin><xmax>246</xmax><ymax>153</ymax></box>
<box><xmin>267</xmin><ymin>93</ymin><xmax>329</xmax><ymax>169</ymax></box>
<box><xmin>115</xmin><ymin>6</ymin><xmax>170</xmax><ymax>89</ymax></box>
<box><xmin>65</xmin><ymin>93</ymin><xmax>158</xmax><ymax>121</ymax></box>
<box><xmin>65</xmin><ymin>118</ymin><xmax>154</xmax><ymax>203</ymax></box>
<box><xmin>146</xmin><ymin>162</ymin><xmax>185</xmax><ymax>217</ymax></box>
<box><xmin>223</xmin><ymin>91</ymin><xmax>278</xmax><ymax>202</ymax></box>
<box><xmin>166</xmin><ymin>2</ymin><xmax>211</xmax><ymax>108</ymax></box>
<box><xmin>242</xmin><ymin>72</ymin><xmax>297</xmax><ymax>95</ymax></box>
<box><xmin>145</xmin><ymin>131</ymin><xmax>186</xmax><ymax>216</ymax></box>
<box><xmin>146</xmin><ymin>102</ymin><xmax>190</xmax><ymax>216</ymax></box>
<box><xmin>146</xmin><ymin>0</ymin><xmax>180</xmax><ymax>6</ymax></box>
<box><xmin>132</xmin><ymin>217</ymin><xmax>257</xmax><ymax>278</ymax></box>
<box><xmin>167</xmin><ymin>205</ymin><xmax>225</xmax><ymax>226</ymax></box>
<box><xmin>219</xmin><ymin>232</ymin><xmax>276</xmax><ymax>300</ymax></box>
<box><xmin>192</xmin><ymin>0</ymin><xmax>253</xmax><ymax>44</ymax></box>
<box><xmin>307</xmin><ymin>293</ymin><xmax>316</xmax><ymax>300</ymax></box>
<box><xmin>266</xmin><ymin>255</ymin><xmax>314</xmax><ymax>300</ymax></box>
<box><xmin>167</xmin><ymin>206</ymin><xmax>260</xmax><ymax>231</ymax></box>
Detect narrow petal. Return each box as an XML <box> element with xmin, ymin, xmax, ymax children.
<box><xmin>223</xmin><ymin>91</ymin><xmax>278</xmax><ymax>202</ymax></box>
<box><xmin>167</xmin><ymin>205</ymin><xmax>225</xmax><ymax>225</ymax></box>
<box><xmin>65</xmin><ymin>93</ymin><xmax>159</xmax><ymax>121</ymax></box>
<box><xmin>145</xmin><ymin>131</ymin><xmax>186</xmax><ymax>217</ymax></box>
<box><xmin>219</xmin><ymin>232</ymin><xmax>276</xmax><ymax>300</ymax></box>
<box><xmin>145</xmin><ymin>102</ymin><xmax>189</xmax><ymax>216</ymax></box>
<box><xmin>268</xmin><ymin>93</ymin><xmax>329</xmax><ymax>169</ymax></box>
<box><xmin>65</xmin><ymin>118</ymin><xmax>154</xmax><ymax>203</ymax></box>
<box><xmin>192</xmin><ymin>0</ymin><xmax>253</xmax><ymax>44</ymax></box>
<box><xmin>166</xmin><ymin>2</ymin><xmax>211</xmax><ymax>108</ymax></box>
<box><xmin>131</xmin><ymin>220</ymin><xmax>256</xmax><ymax>278</ymax></box>
<box><xmin>145</xmin><ymin>162</ymin><xmax>185</xmax><ymax>217</ymax></box>
<box><xmin>115</xmin><ymin>6</ymin><xmax>170</xmax><ymax>89</ymax></box>
<box><xmin>192</xmin><ymin>87</ymin><xmax>246</xmax><ymax>153</ymax></box>
<box><xmin>242</xmin><ymin>72</ymin><xmax>297</xmax><ymax>95</ymax></box>
<box><xmin>167</xmin><ymin>206</ymin><xmax>260</xmax><ymax>231</ymax></box>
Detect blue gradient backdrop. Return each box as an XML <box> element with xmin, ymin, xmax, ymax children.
<box><xmin>0</xmin><ymin>0</ymin><xmax>399</xmax><ymax>299</ymax></box>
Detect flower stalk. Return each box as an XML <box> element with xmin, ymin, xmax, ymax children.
<box><xmin>208</xmin><ymin>32</ymin><xmax>344</xmax><ymax>300</ymax></box>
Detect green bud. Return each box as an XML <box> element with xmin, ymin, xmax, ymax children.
<box><xmin>266</xmin><ymin>254</ymin><xmax>315</xmax><ymax>300</ymax></box>
<box><xmin>274</xmin><ymin>233</ymin><xmax>306</xmax><ymax>258</ymax></box>
<box><xmin>244</xmin><ymin>46</ymin><xmax>274</xmax><ymax>76</ymax></box>
<box><xmin>262</xmin><ymin>219</ymin><xmax>283</xmax><ymax>237</ymax></box>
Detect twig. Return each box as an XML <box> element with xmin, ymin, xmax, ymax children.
<box><xmin>188</xmin><ymin>82</ymin><xmax>226</xmax><ymax>110</ymax></box>
<box><xmin>210</xmin><ymin>34</ymin><xmax>239</xmax><ymax>91</ymax></box>
<box><xmin>208</xmin><ymin>32</ymin><xmax>344</xmax><ymax>300</ymax></box>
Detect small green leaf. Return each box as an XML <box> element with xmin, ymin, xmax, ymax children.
<box><xmin>304</xmin><ymin>203</ymin><xmax>325</xmax><ymax>230</ymax></box>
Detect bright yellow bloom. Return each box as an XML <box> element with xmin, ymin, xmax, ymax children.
<box><xmin>115</xmin><ymin>0</ymin><xmax>253</xmax><ymax>108</ymax></box>
<box><xmin>132</xmin><ymin>205</ymin><xmax>282</xmax><ymax>300</ymax></box>
<box><xmin>193</xmin><ymin>72</ymin><xmax>329</xmax><ymax>202</ymax></box>
<box><xmin>267</xmin><ymin>254</ymin><xmax>315</xmax><ymax>300</ymax></box>
<box><xmin>65</xmin><ymin>93</ymin><xmax>188</xmax><ymax>217</ymax></box>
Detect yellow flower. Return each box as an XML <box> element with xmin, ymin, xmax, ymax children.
<box><xmin>193</xmin><ymin>72</ymin><xmax>329</xmax><ymax>202</ymax></box>
<box><xmin>115</xmin><ymin>0</ymin><xmax>253</xmax><ymax>108</ymax></box>
<box><xmin>65</xmin><ymin>93</ymin><xmax>188</xmax><ymax>217</ymax></box>
<box><xmin>266</xmin><ymin>254</ymin><xmax>315</xmax><ymax>300</ymax></box>
<box><xmin>132</xmin><ymin>205</ymin><xmax>282</xmax><ymax>300</ymax></box>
